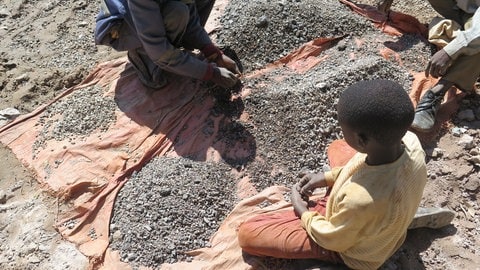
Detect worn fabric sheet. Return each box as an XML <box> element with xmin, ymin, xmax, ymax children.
<box><xmin>0</xmin><ymin>36</ymin><xmax>339</xmax><ymax>269</ymax></box>
<box><xmin>0</xmin><ymin>1</ymin><xmax>465</xmax><ymax>269</ymax></box>
<box><xmin>0</xmin><ymin>59</ymin><xmax>257</xmax><ymax>264</ymax></box>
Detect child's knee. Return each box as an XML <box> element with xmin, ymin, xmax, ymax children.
<box><xmin>237</xmin><ymin>222</ymin><xmax>251</xmax><ymax>249</ymax></box>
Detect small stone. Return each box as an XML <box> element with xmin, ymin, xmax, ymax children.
<box><xmin>469</xmin><ymin>148</ymin><xmax>480</xmax><ymax>155</ymax></box>
<box><xmin>468</xmin><ymin>155</ymin><xmax>480</xmax><ymax>164</ymax></box>
<box><xmin>0</xmin><ymin>108</ymin><xmax>21</xmax><ymax>119</ymax></box>
<box><xmin>457</xmin><ymin>134</ymin><xmax>475</xmax><ymax>149</ymax></box>
<box><xmin>315</xmin><ymin>82</ymin><xmax>327</xmax><ymax>90</ymax></box>
<box><xmin>0</xmin><ymin>8</ymin><xmax>10</xmax><ymax>18</ymax></box>
<box><xmin>27</xmin><ymin>255</ymin><xmax>41</xmax><ymax>264</ymax></box>
<box><xmin>451</xmin><ymin>127</ymin><xmax>467</xmax><ymax>137</ymax></box>
<box><xmin>159</xmin><ymin>188</ymin><xmax>171</xmax><ymax>197</ymax></box>
<box><xmin>38</xmin><ymin>245</ymin><xmax>49</xmax><ymax>252</ymax></box>
<box><xmin>439</xmin><ymin>166</ymin><xmax>453</xmax><ymax>175</ymax></box>
<box><xmin>255</xmin><ymin>15</ymin><xmax>269</xmax><ymax>28</ymax></box>
<box><xmin>14</xmin><ymin>74</ymin><xmax>29</xmax><ymax>84</ymax></box>
<box><xmin>464</xmin><ymin>177</ymin><xmax>480</xmax><ymax>192</ymax></box>
<box><xmin>127</xmin><ymin>253</ymin><xmax>137</xmax><ymax>261</ymax></box>
<box><xmin>457</xmin><ymin>109</ymin><xmax>475</xmax><ymax>121</ymax></box>
<box><xmin>0</xmin><ymin>190</ymin><xmax>6</xmax><ymax>204</ymax></box>
<box><xmin>425</xmin><ymin>147</ymin><xmax>444</xmax><ymax>158</ymax></box>
<box><xmin>337</xmin><ymin>40</ymin><xmax>347</xmax><ymax>51</ymax></box>
<box><xmin>112</xmin><ymin>230</ymin><xmax>123</xmax><ymax>241</ymax></box>
<box><xmin>26</xmin><ymin>243</ymin><xmax>38</xmax><ymax>253</ymax></box>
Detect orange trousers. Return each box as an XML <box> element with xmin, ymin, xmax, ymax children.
<box><xmin>237</xmin><ymin>140</ymin><xmax>356</xmax><ymax>264</ymax></box>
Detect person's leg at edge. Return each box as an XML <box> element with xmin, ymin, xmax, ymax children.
<box><xmin>412</xmin><ymin>52</ymin><xmax>480</xmax><ymax>132</ymax></box>
<box><xmin>237</xmin><ymin>197</ymin><xmax>343</xmax><ymax>264</ymax></box>
<box><xmin>426</xmin><ymin>0</ymin><xmax>466</xmax><ymax>24</ymax></box>
<box><xmin>128</xmin><ymin>1</ymin><xmax>190</xmax><ymax>89</ymax></box>
<box><xmin>195</xmin><ymin>0</ymin><xmax>216</xmax><ymax>27</ymax></box>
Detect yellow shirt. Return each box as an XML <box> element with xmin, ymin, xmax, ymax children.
<box><xmin>301</xmin><ymin>131</ymin><xmax>427</xmax><ymax>270</ymax></box>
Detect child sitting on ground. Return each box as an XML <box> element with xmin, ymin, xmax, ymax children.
<box><xmin>237</xmin><ymin>79</ymin><xmax>454</xmax><ymax>269</ymax></box>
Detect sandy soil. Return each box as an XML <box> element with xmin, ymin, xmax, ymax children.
<box><xmin>1</xmin><ymin>0</ymin><xmax>479</xmax><ymax>269</ymax></box>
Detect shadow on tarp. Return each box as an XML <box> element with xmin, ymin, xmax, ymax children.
<box><xmin>112</xmin><ymin>65</ymin><xmax>254</xmax><ymax>166</ymax></box>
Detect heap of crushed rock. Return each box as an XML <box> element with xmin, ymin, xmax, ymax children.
<box><xmin>109</xmin><ymin>0</ymin><xmax>433</xmax><ymax>268</ymax></box>
<box><xmin>109</xmin><ymin>157</ymin><xmax>237</xmax><ymax>266</ymax></box>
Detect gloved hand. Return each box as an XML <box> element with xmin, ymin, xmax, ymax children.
<box><xmin>425</xmin><ymin>49</ymin><xmax>452</xmax><ymax>78</ymax></box>
<box><xmin>216</xmin><ymin>54</ymin><xmax>241</xmax><ymax>75</ymax></box>
<box><xmin>211</xmin><ymin>67</ymin><xmax>239</xmax><ymax>88</ymax></box>
<box><xmin>376</xmin><ymin>0</ymin><xmax>394</xmax><ymax>15</ymax></box>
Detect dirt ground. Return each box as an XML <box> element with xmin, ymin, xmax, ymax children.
<box><xmin>1</xmin><ymin>0</ymin><xmax>479</xmax><ymax>269</ymax></box>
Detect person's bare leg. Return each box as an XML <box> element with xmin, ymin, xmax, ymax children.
<box><xmin>411</xmin><ymin>79</ymin><xmax>454</xmax><ymax>132</ymax></box>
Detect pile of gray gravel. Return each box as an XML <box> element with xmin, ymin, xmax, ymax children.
<box><xmin>242</xmin><ymin>53</ymin><xmax>414</xmax><ymax>192</ymax></box>
<box><xmin>216</xmin><ymin>0</ymin><xmax>376</xmax><ymax>72</ymax></box>
<box><xmin>108</xmin><ymin>1</ymin><xmax>433</xmax><ymax>268</ymax></box>
<box><xmin>32</xmin><ymin>85</ymin><xmax>117</xmax><ymax>157</ymax></box>
<box><xmin>109</xmin><ymin>157</ymin><xmax>237</xmax><ymax>267</ymax></box>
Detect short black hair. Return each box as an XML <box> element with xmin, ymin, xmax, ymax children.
<box><xmin>337</xmin><ymin>79</ymin><xmax>414</xmax><ymax>145</ymax></box>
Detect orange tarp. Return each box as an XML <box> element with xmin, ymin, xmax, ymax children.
<box><xmin>0</xmin><ymin>58</ymin><xmax>256</xmax><ymax>265</ymax></box>
<box><xmin>0</xmin><ymin>1</ymin><xmax>465</xmax><ymax>269</ymax></box>
<box><xmin>0</xmin><ymin>30</ymin><xmax>340</xmax><ymax>269</ymax></box>
<box><xmin>339</xmin><ymin>0</ymin><xmax>428</xmax><ymax>37</ymax></box>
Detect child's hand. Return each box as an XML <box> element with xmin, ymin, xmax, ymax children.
<box><xmin>297</xmin><ymin>171</ymin><xmax>327</xmax><ymax>197</ymax></box>
<box><xmin>291</xmin><ymin>183</ymin><xmax>308</xmax><ymax>217</ymax></box>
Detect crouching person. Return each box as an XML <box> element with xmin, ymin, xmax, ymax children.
<box><xmin>237</xmin><ymin>80</ymin><xmax>454</xmax><ymax>269</ymax></box>
<box><xmin>94</xmin><ymin>0</ymin><xmax>240</xmax><ymax>89</ymax></box>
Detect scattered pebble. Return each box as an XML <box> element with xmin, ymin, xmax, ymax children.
<box><xmin>255</xmin><ymin>15</ymin><xmax>269</xmax><ymax>28</ymax></box>
<box><xmin>457</xmin><ymin>134</ymin><xmax>475</xmax><ymax>150</ymax></box>
<box><xmin>0</xmin><ymin>108</ymin><xmax>20</xmax><ymax>119</ymax></box>
<box><xmin>451</xmin><ymin>127</ymin><xmax>467</xmax><ymax>137</ymax></box>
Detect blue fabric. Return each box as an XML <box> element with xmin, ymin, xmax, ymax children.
<box><xmin>94</xmin><ymin>0</ymin><xmax>212</xmax><ymax>80</ymax></box>
<box><xmin>95</xmin><ymin>0</ymin><xmax>140</xmax><ymax>50</ymax></box>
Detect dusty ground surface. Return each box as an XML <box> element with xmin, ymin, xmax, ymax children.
<box><xmin>1</xmin><ymin>0</ymin><xmax>479</xmax><ymax>269</ymax></box>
